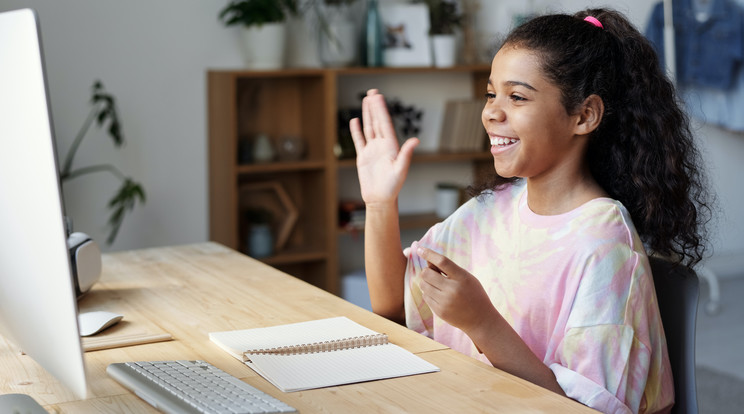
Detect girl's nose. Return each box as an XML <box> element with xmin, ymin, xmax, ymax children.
<box><xmin>482</xmin><ymin>101</ymin><xmax>506</xmax><ymax>123</ymax></box>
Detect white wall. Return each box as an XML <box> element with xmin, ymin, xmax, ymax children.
<box><xmin>2</xmin><ymin>0</ymin><xmax>742</xmax><ymax>276</ymax></box>
<box><xmin>0</xmin><ymin>0</ymin><xmax>245</xmax><ymax>252</ymax></box>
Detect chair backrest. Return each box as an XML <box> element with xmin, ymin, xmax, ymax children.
<box><xmin>649</xmin><ymin>257</ymin><xmax>699</xmax><ymax>414</ymax></box>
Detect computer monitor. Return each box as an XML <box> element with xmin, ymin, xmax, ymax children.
<box><xmin>0</xmin><ymin>8</ymin><xmax>88</xmax><ymax>399</ymax></box>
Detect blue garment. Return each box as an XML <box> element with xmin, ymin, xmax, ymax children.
<box><xmin>646</xmin><ymin>0</ymin><xmax>744</xmax><ymax>131</ymax></box>
<box><xmin>646</xmin><ymin>0</ymin><xmax>744</xmax><ymax>89</ymax></box>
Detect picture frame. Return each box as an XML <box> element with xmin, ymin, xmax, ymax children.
<box><xmin>379</xmin><ymin>3</ymin><xmax>432</xmax><ymax>67</ymax></box>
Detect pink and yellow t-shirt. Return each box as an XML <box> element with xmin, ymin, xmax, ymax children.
<box><xmin>404</xmin><ymin>182</ymin><xmax>674</xmax><ymax>414</ymax></box>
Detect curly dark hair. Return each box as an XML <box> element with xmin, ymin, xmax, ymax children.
<box><xmin>470</xmin><ymin>8</ymin><xmax>711</xmax><ymax>267</ymax></box>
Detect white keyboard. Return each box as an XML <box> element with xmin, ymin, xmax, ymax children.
<box><xmin>107</xmin><ymin>360</ymin><xmax>297</xmax><ymax>414</ymax></box>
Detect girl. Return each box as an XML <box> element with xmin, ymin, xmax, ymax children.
<box><xmin>349</xmin><ymin>8</ymin><xmax>710</xmax><ymax>414</ymax></box>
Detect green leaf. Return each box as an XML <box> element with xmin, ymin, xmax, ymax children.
<box><xmin>91</xmin><ymin>81</ymin><xmax>124</xmax><ymax>146</ymax></box>
<box><xmin>106</xmin><ymin>178</ymin><xmax>146</xmax><ymax>244</ymax></box>
<box><xmin>218</xmin><ymin>0</ymin><xmax>298</xmax><ymax>27</ymax></box>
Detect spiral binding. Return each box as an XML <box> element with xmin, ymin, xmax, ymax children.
<box><xmin>242</xmin><ymin>333</ymin><xmax>388</xmax><ymax>361</ymax></box>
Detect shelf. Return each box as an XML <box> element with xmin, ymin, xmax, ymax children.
<box><xmin>337</xmin><ymin>150</ymin><xmax>491</xmax><ymax>169</ymax></box>
<box><xmin>237</xmin><ymin>160</ymin><xmax>325</xmax><ymax>174</ymax></box>
<box><xmin>400</xmin><ymin>212</ymin><xmax>443</xmax><ymax>229</ymax></box>
<box><xmin>333</xmin><ymin>64</ymin><xmax>491</xmax><ymax>76</ymax></box>
<box><xmin>338</xmin><ymin>212</ymin><xmax>443</xmax><ymax>235</ymax></box>
<box><xmin>208</xmin><ymin>64</ymin><xmax>491</xmax><ymax>77</ymax></box>
<box><xmin>258</xmin><ymin>246</ymin><xmax>327</xmax><ymax>266</ymax></box>
<box><xmin>209</xmin><ymin>66</ymin><xmax>489</xmax><ymax>295</ymax></box>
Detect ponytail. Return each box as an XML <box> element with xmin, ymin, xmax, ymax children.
<box><xmin>473</xmin><ymin>8</ymin><xmax>711</xmax><ymax>267</ymax></box>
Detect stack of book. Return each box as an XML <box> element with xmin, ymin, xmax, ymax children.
<box><xmin>438</xmin><ymin>99</ymin><xmax>488</xmax><ymax>152</ymax></box>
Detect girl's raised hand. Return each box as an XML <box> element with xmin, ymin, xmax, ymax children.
<box><xmin>349</xmin><ymin>89</ymin><xmax>419</xmax><ymax>207</ymax></box>
<box><xmin>416</xmin><ymin>246</ymin><xmax>497</xmax><ymax>335</ymax></box>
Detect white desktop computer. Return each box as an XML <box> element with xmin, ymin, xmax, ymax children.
<box><xmin>0</xmin><ymin>7</ymin><xmax>88</xmax><ymax>400</ymax></box>
<box><xmin>0</xmin><ymin>10</ymin><xmax>299</xmax><ymax>414</ymax></box>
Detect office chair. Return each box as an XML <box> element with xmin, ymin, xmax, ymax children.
<box><xmin>649</xmin><ymin>257</ymin><xmax>700</xmax><ymax>414</ymax></box>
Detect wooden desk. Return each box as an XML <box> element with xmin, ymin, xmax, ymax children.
<box><xmin>1</xmin><ymin>243</ymin><xmax>595</xmax><ymax>413</ymax></box>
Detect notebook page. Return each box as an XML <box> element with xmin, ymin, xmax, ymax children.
<box><xmin>247</xmin><ymin>343</ymin><xmax>439</xmax><ymax>392</ymax></box>
<box><xmin>209</xmin><ymin>317</ymin><xmax>379</xmax><ymax>360</ymax></box>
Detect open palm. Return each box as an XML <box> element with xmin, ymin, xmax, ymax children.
<box><xmin>349</xmin><ymin>90</ymin><xmax>419</xmax><ymax>205</ymax></box>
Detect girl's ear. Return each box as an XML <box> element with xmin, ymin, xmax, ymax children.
<box><xmin>575</xmin><ymin>94</ymin><xmax>604</xmax><ymax>135</ymax></box>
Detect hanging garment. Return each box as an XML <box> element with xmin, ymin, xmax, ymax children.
<box><xmin>646</xmin><ymin>0</ymin><xmax>744</xmax><ymax>131</ymax></box>
<box><xmin>647</xmin><ymin>0</ymin><xmax>743</xmax><ymax>89</ymax></box>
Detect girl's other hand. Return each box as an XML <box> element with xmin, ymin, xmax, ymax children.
<box><xmin>349</xmin><ymin>89</ymin><xmax>419</xmax><ymax>207</ymax></box>
<box><xmin>416</xmin><ymin>246</ymin><xmax>496</xmax><ymax>334</ymax></box>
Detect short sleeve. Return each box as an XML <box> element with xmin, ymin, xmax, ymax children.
<box><xmin>550</xmin><ymin>324</ymin><xmax>652</xmax><ymax>413</ymax></box>
<box><xmin>546</xmin><ymin>220</ymin><xmax>672</xmax><ymax>413</ymax></box>
<box><xmin>551</xmin><ymin>364</ymin><xmax>632</xmax><ymax>414</ymax></box>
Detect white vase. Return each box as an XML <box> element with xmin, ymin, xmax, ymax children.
<box><xmin>285</xmin><ymin>16</ymin><xmax>321</xmax><ymax>68</ymax></box>
<box><xmin>241</xmin><ymin>23</ymin><xmax>286</xmax><ymax>70</ymax></box>
<box><xmin>435</xmin><ymin>184</ymin><xmax>460</xmax><ymax>218</ymax></box>
<box><xmin>431</xmin><ymin>34</ymin><xmax>457</xmax><ymax>68</ymax></box>
<box><xmin>252</xmin><ymin>133</ymin><xmax>275</xmax><ymax>163</ymax></box>
<box><xmin>319</xmin><ymin>5</ymin><xmax>357</xmax><ymax>67</ymax></box>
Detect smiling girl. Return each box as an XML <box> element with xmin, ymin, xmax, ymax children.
<box><xmin>349</xmin><ymin>8</ymin><xmax>710</xmax><ymax>414</ymax></box>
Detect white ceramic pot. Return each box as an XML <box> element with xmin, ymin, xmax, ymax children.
<box><xmin>431</xmin><ymin>34</ymin><xmax>457</xmax><ymax>68</ymax></box>
<box><xmin>241</xmin><ymin>23</ymin><xmax>286</xmax><ymax>70</ymax></box>
<box><xmin>435</xmin><ymin>184</ymin><xmax>460</xmax><ymax>219</ymax></box>
<box><xmin>319</xmin><ymin>6</ymin><xmax>357</xmax><ymax>67</ymax></box>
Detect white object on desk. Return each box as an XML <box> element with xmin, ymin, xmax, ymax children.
<box><xmin>209</xmin><ymin>316</ymin><xmax>440</xmax><ymax>392</ymax></box>
<box><xmin>78</xmin><ymin>311</ymin><xmax>123</xmax><ymax>336</ymax></box>
<box><xmin>0</xmin><ymin>393</ymin><xmax>47</xmax><ymax>414</ymax></box>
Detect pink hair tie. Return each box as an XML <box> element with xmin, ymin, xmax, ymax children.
<box><xmin>584</xmin><ymin>16</ymin><xmax>603</xmax><ymax>28</ymax></box>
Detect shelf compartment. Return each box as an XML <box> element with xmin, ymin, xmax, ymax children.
<box><xmin>235</xmin><ymin>75</ymin><xmax>326</xmax><ymax>164</ymax></box>
<box><xmin>237</xmin><ymin>171</ymin><xmax>327</xmax><ymax>257</ymax></box>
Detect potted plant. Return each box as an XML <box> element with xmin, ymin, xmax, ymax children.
<box><xmin>60</xmin><ymin>80</ymin><xmax>146</xmax><ymax>245</ymax></box>
<box><xmin>419</xmin><ymin>0</ymin><xmax>462</xmax><ymax>67</ymax></box>
<box><xmin>218</xmin><ymin>0</ymin><xmax>299</xmax><ymax>69</ymax></box>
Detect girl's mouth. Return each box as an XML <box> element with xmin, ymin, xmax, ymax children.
<box><xmin>490</xmin><ymin>137</ymin><xmax>519</xmax><ymax>147</ymax></box>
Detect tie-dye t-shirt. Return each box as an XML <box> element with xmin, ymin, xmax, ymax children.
<box><xmin>404</xmin><ymin>182</ymin><xmax>674</xmax><ymax>414</ymax></box>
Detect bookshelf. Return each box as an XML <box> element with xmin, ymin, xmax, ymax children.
<box><xmin>208</xmin><ymin>65</ymin><xmax>491</xmax><ymax>294</ymax></box>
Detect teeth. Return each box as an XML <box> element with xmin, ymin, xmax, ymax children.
<box><xmin>490</xmin><ymin>137</ymin><xmax>518</xmax><ymax>146</ymax></box>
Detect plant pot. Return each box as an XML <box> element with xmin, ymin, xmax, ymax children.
<box><xmin>241</xmin><ymin>23</ymin><xmax>286</xmax><ymax>70</ymax></box>
<box><xmin>435</xmin><ymin>183</ymin><xmax>461</xmax><ymax>218</ymax></box>
<box><xmin>319</xmin><ymin>5</ymin><xmax>357</xmax><ymax>67</ymax></box>
<box><xmin>286</xmin><ymin>16</ymin><xmax>321</xmax><ymax>68</ymax></box>
<box><xmin>431</xmin><ymin>34</ymin><xmax>457</xmax><ymax>68</ymax></box>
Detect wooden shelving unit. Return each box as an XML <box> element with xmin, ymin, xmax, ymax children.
<box><xmin>208</xmin><ymin>65</ymin><xmax>491</xmax><ymax>294</ymax></box>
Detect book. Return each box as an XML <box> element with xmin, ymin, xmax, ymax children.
<box><xmin>439</xmin><ymin>99</ymin><xmax>488</xmax><ymax>152</ymax></box>
<box><xmin>209</xmin><ymin>316</ymin><xmax>439</xmax><ymax>392</ymax></box>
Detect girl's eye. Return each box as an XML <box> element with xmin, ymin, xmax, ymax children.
<box><xmin>484</xmin><ymin>92</ymin><xmax>496</xmax><ymax>100</ymax></box>
<box><xmin>509</xmin><ymin>94</ymin><xmax>526</xmax><ymax>102</ymax></box>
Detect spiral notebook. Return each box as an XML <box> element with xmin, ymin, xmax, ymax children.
<box><xmin>208</xmin><ymin>316</ymin><xmax>439</xmax><ymax>392</ymax></box>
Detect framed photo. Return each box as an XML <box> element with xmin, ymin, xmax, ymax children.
<box><xmin>379</xmin><ymin>3</ymin><xmax>432</xmax><ymax>67</ymax></box>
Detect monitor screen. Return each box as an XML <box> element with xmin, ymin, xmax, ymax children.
<box><xmin>0</xmin><ymin>8</ymin><xmax>88</xmax><ymax>399</ymax></box>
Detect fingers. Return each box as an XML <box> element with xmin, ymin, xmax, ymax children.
<box><xmin>360</xmin><ymin>89</ymin><xmax>398</xmax><ymax>142</ymax></box>
<box><xmin>361</xmin><ymin>91</ymin><xmax>375</xmax><ymax>140</ymax></box>
<box><xmin>419</xmin><ymin>267</ymin><xmax>444</xmax><ymax>307</ymax></box>
<box><xmin>417</xmin><ymin>246</ymin><xmax>458</xmax><ymax>279</ymax></box>
<box><xmin>349</xmin><ymin>117</ymin><xmax>366</xmax><ymax>153</ymax></box>
<box><xmin>395</xmin><ymin>137</ymin><xmax>419</xmax><ymax>176</ymax></box>
<box><xmin>370</xmin><ymin>94</ymin><xmax>396</xmax><ymax>140</ymax></box>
